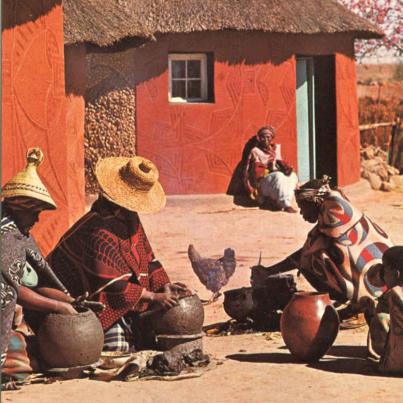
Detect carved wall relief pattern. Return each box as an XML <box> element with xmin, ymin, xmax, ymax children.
<box><xmin>136</xmin><ymin>37</ymin><xmax>297</xmax><ymax>194</ymax></box>
<box><xmin>2</xmin><ymin>1</ymin><xmax>84</xmax><ymax>254</ymax></box>
<box><xmin>336</xmin><ymin>53</ymin><xmax>361</xmax><ymax>186</ymax></box>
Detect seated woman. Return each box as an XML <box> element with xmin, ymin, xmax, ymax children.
<box><xmin>47</xmin><ymin>155</ymin><xmax>189</xmax><ymax>353</ymax></box>
<box><xmin>251</xmin><ymin>176</ymin><xmax>394</xmax><ymax>322</ymax></box>
<box><xmin>243</xmin><ymin>126</ymin><xmax>298</xmax><ymax>213</ymax></box>
<box><xmin>367</xmin><ymin>246</ymin><xmax>403</xmax><ymax>373</ymax></box>
<box><xmin>1</xmin><ymin>148</ymin><xmax>77</xmax><ymax>383</ymax></box>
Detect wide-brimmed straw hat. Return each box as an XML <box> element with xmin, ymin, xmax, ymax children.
<box><xmin>1</xmin><ymin>148</ymin><xmax>57</xmax><ymax>210</ymax></box>
<box><xmin>95</xmin><ymin>156</ymin><xmax>166</xmax><ymax>214</ymax></box>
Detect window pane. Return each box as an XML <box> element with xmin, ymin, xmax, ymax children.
<box><xmin>172</xmin><ymin>80</ymin><xmax>186</xmax><ymax>98</ymax></box>
<box><xmin>187</xmin><ymin>79</ymin><xmax>202</xmax><ymax>99</ymax></box>
<box><xmin>187</xmin><ymin>60</ymin><xmax>201</xmax><ymax>78</ymax></box>
<box><xmin>171</xmin><ymin>60</ymin><xmax>186</xmax><ymax>78</ymax></box>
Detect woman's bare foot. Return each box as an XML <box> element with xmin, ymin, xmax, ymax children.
<box><xmin>284</xmin><ymin>206</ymin><xmax>298</xmax><ymax>213</ymax></box>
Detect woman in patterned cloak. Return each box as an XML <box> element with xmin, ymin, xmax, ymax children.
<box><xmin>251</xmin><ymin>176</ymin><xmax>394</xmax><ymax>322</ymax></box>
<box><xmin>47</xmin><ymin>156</ymin><xmax>189</xmax><ymax>353</ymax></box>
<box><xmin>1</xmin><ymin>148</ymin><xmax>77</xmax><ymax>380</ymax></box>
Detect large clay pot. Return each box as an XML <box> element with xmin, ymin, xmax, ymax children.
<box><xmin>280</xmin><ymin>292</ymin><xmax>340</xmax><ymax>362</ymax></box>
<box><xmin>37</xmin><ymin>308</ymin><xmax>104</xmax><ymax>368</ymax></box>
<box><xmin>151</xmin><ymin>294</ymin><xmax>204</xmax><ymax>335</ymax></box>
<box><xmin>223</xmin><ymin>287</ymin><xmax>256</xmax><ymax>321</ymax></box>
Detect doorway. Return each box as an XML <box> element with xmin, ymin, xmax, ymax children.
<box><xmin>296</xmin><ymin>56</ymin><xmax>337</xmax><ymax>184</ymax></box>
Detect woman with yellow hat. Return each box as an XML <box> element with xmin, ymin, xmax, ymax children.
<box><xmin>1</xmin><ymin>148</ymin><xmax>78</xmax><ymax>381</ymax></box>
<box><xmin>47</xmin><ymin>155</ymin><xmax>189</xmax><ymax>352</ymax></box>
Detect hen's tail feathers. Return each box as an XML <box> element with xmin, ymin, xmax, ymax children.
<box><xmin>188</xmin><ymin>244</ymin><xmax>202</xmax><ymax>263</ymax></box>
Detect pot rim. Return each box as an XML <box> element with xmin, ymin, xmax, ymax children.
<box><xmin>44</xmin><ymin>306</ymin><xmax>93</xmax><ymax>318</ymax></box>
<box><xmin>155</xmin><ymin>333</ymin><xmax>204</xmax><ymax>340</ymax></box>
<box><xmin>224</xmin><ymin>287</ymin><xmax>252</xmax><ymax>296</ymax></box>
<box><xmin>293</xmin><ymin>291</ymin><xmax>330</xmax><ymax>298</ymax></box>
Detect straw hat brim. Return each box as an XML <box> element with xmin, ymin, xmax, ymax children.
<box><xmin>95</xmin><ymin>157</ymin><xmax>166</xmax><ymax>214</ymax></box>
<box><xmin>366</xmin><ymin>263</ymin><xmax>385</xmax><ymax>288</ymax></box>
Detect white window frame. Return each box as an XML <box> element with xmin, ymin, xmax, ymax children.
<box><xmin>168</xmin><ymin>53</ymin><xmax>208</xmax><ymax>103</ymax></box>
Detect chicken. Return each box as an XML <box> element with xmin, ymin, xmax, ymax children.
<box><xmin>188</xmin><ymin>244</ymin><xmax>236</xmax><ymax>303</ymax></box>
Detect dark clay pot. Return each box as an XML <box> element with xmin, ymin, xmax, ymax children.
<box><xmin>223</xmin><ymin>287</ymin><xmax>256</xmax><ymax>322</ymax></box>
<box><xmin>280</xmin><ymin>292</ymin><xmax>340</xmax><ymax>362</ymax></box>
<box><xmin>38</xmin><ymin>308</ymin><xmax>104</xmax><ymax>368</ymax></box>
<box><xmin>151</xmin><ymin>294</ymin><xmax>204</xmax><ymax>335</ymax></box>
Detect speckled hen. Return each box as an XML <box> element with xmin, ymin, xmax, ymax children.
<box><xmin>188</xmin><ymin>244</ymin><xmax>236</xmax><ymax>303</ymax></box>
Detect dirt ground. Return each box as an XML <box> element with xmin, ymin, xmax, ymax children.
<box><xmin>3</xmin><ymin>180</ymin><xmax>403</xmax><ymax>403</ymax></box>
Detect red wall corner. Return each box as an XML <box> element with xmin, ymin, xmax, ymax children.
<box><xmin>2</xmin><ymin>1</ymin><xmax>85</xmax><ymax>254</ymax></box>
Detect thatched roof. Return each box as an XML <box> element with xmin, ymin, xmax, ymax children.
<box><xmin>63</xmin><ymin>0</ymin><xmax>383</xmax><ymax>46</ymax></box>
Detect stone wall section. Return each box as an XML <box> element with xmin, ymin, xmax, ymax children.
<box><xmin>85</xmin><ymin>47</ymin><xmax>136</xmax><ymax>193</ymax></box>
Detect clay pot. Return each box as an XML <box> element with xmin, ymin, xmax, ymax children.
<box><xmin>151</xmin><ymin>294</ymin><xmax>204</xmax><ymax>335</ymax></box>
<box><xmin>280</xmin><ymin>292</ymin><xmax>340</xmax><ymax>362</ymax></box>
<box><xmin>223</xmin><ymin>287</ymin><xmax>256</xmax><ymax>322</ymax></box>
<box><xmin>37</xmin><ymin>308</ymin><xmax>104</xmax><ymax>368</ymax></box>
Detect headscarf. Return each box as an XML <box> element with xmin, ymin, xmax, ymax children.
<box><xmin>2</xmin><ymin>196</ymin><xmax>48</xmax><ymax>212</ymax></box>
<box><xmin>295</xmin><ymin>175</ymin><xmax>331</xmax><ymax>204</ymax></box>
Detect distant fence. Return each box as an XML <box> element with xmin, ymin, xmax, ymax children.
<box><xmin>359</xmin><ymin>119</ymin><xmax>402</xmax><ymax>172</ymax></box>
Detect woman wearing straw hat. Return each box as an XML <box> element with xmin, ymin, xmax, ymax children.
<box><xmin>47</xmin><ymin>155</ymin><xmax>188</xmax><ymax>352</ymax></box>
<box><xmin>1</xmin><ymin>148</ymin><xmax>78</xmax><ymax>380</ymax></box>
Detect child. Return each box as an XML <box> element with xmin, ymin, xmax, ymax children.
<box><xmin>368</xmin><ymin>246</ymin><xmax>403</xmax><ymax>374</ymax></box>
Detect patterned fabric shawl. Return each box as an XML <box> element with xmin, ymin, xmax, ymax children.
<box><xmin>0</xmin><ymin>216</ymin><xmax>66</xmax><ymax>361</ymax></box>
<box><xmin>47</xmin><ymin>197</ymin><xmax>170</xmax><ymax>330</ymax></box>
<box><xmin>299</xmin><ymin>190</ymin><xmax>394</xmax><ymax>305</ymax></box>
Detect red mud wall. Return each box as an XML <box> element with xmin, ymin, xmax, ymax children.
<box><xmin>2</xmin><ymin>1</ymin><xmax>85</xmax><ymax>254</ymax></box>
<box><xmin>135</xmin><ymin>32</ymin><xmax>358</xmax><ymax>193</ymax></box>
<box><xmin>335</xmin><ymin>53</ymin><xmax>361</xmax><ymax>186</ymax></box>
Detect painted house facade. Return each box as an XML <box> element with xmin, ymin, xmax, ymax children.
<box><xmin>2</xmin><ymin>0</ymin><xmax>382</xmax><ymax>251</ymax></box>
<box><xmin>63</xmin><ymin>0</ymin><xmax>382</xmax><ymax>195</ymax></box>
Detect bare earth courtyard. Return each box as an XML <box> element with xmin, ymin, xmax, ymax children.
<box><xmin>3</xmin><ymin>181</ymin><xmax>403</xmax><ymax>403</ymax></box>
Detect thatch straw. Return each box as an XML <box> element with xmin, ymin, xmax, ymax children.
<box><xmin>63</xmin><ymin>0</ymin><xmax>383</xmax><ymax>46</ymax></box>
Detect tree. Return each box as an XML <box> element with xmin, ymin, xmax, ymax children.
<box><xmin>338</xmin><ymin>0</ymin><xmax>402</xmax><ymax>62</ymax></box>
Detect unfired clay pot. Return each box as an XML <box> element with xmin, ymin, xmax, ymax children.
<box><xmin>280</xmin><ymin>292</ymin><xmax>340</xmax><ymax>362</ymax></box>
<box><xmin>223</xmin><ymin>287</ymin><xmax>256</xmax><ymax>322</ymax></box>
<box><xmin>38</xmin><ymin>308</ymin><xmax>104</xmax><ymax>368</ymax></box>
<box><xmin>151</xmin><ymin>294</ymin><xmax>204</xmax><ymax>335</ymax></box>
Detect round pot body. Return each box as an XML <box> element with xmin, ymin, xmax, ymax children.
<box><xmin>280</xmin><ymin>292</ymin><xmax>340</xmax><ymax>362</ymax></box>
<box><xmin>223</xmin><ymin>287</ymin><xmax>255</xmax><ymax>322</ymax></box>
<box><xmin>151</xmin><ymin>294</ymin><xmax>204</xmax><ymax>335</ymax></box>
<box><xmin>38</xmin><ymin>308</ymin><xmax>104</xmax><ymax>368</ymax></box>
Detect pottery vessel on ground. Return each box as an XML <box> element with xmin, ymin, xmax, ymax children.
<box><xmin>151</xmin><ymin>294</ymin><xmax>204</xmax><ymax>335</ymax></box>
<box><xmin>38</xmin><ymin>308</ymin><xmax>104</xmax><ymax>368</ymax></box>
<box><xmin>280</xmin><ymin>291</ymin><xmax>340</xmax><ymax>362</ymax></box>
<box><xmin>223</xmin><ymin>287</ymin><xmax>255</xmax><ymax>322</ymax></box>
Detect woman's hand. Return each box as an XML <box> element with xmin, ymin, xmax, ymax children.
<box><xmin>54</xmin><ymin>301</ymin><xmax>78</xmax><ymax>315</ymax></box>
<box><xmin>152</xmin><ymin>292</ymin><xmax>179</xmax><ymax>310</ymax></box>
<box><xmin>163</xmin><ymin>282</ymin><xmax>190</xmax><ymax>297</ymax></box>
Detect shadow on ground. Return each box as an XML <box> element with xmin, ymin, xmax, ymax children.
<box><xmin>227</xmin><ymin>345</ymin><xmax>401</xmax><ymax>378</ymax></box>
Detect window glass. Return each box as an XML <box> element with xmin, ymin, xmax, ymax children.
<box><xmin>172</xmin><ymin>60</ymin><xmax>186</xmax><ymax>78</ymax></box>
<box><xmin>171</xmin><ymin>80</ymin><xmax>186</xmax><ymax>99</ymax></box>
<box><xmin>187</xmin><ymin>80</ymin><xmax>202</xmax><ymax>99</ymax></box>
<box><xmin>187</xmin><ymin>60</ymin><xmax>201</xmax><ymax>78</ymax></box>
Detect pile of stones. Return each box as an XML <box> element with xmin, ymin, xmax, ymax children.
<box><xmin>361</xmin><ymin>145</ymin><xmax>401</xmax><ymax>191</ymax></box>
